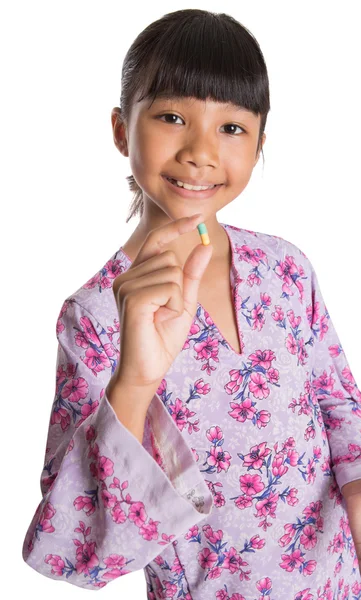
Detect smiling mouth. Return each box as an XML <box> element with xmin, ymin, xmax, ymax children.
<box><xmin>164</xmin><ymin>176</ymin><xmax>222</xmax><ymax>190</ymax></box>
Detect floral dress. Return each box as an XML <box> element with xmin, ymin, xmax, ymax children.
<box><xmin>22</xmin><ymin>222</ymin><xmax>361</xmax><ymax>599</ymax></box>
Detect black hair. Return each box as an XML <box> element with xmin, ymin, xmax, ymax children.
<box><xmin>118</xmin><ymin>9</ymin><xmax>271</xmax><ymax>223</ymax></box>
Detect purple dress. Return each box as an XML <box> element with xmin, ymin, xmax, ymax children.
<box><xmin>22</xmin><ymin>223</ymin><xmax>361</xmax><ymax>599</ymax></box>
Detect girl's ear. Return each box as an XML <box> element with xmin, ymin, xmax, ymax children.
<box><xmin>254</xmin><ymin>132</ymin><xmax>266</xmax><ymax>165</ymax></box>
<box><xmin>111</xmin><ymin>107</ymin><xmax>129</xmax><ymax>157</ymax></box>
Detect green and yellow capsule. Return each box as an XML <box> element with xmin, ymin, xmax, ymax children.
<box><xmin>197</xmin><ymin>222</ymin><xmax>210</xmax><ymax>246</ymax></box>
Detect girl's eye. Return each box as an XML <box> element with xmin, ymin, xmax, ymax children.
<box><xmin>220</xmin><ymin>124</ymin><xmax>245</xmax><ymax>135</ymax></box>
<box><xmin>157</xmin><ymin>113</ymin><xmax>184</xmax><ymax>125</ymax></box>
<box><xmin>156</xmin><ymin>114</ymin><xmax>245</xmax><ymax>135</ymax></box>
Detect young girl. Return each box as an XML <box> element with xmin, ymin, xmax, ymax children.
<box><xmin>22</xmin><ymin>9</ymin><xmax>361</xmax><ymax>599</ymax></box>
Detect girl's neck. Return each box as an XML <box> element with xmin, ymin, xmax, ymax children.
<box><xmin>122</xmin><ymin>213</ymin><xmax>230</xmax><ymax>267</ymax></box>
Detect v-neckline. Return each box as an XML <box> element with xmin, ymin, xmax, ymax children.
<box><xmin>119</xmin><ymin>222</ymin><xmax>244</xmax><ymax>358</ymax></box>
<box><xmin>195</xmin><ymin>223</ymin><xmax>243</xmax><ymax>357</ymax></box>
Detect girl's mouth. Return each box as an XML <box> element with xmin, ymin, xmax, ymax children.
<box><xmin>162</xmin><ymin>175</ymin><xmax>223</xmax><ymax>200</ymax></box>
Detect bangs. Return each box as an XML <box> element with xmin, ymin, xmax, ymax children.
<box><xmin>133</xmin><ymin>13</ymin><xmax>269</xmax><ymax>118</ymax></box>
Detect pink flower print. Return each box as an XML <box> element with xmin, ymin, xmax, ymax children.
<box><xmin>237</xmin><ymin>244</ymin><xmax>262</xmax><ymax>266</ymax></box>
<box><xmin>208</xmin><ymin>566</ymin><xmax>223</xmax><ymax>579</ymax></box>
<box><xmin>234</xmin><ymin>495</ymin><xmax>253</xmax><ymax>510</ymax></box>
<box><xmin>228</xmin><ymin>397</ymin><xmax>257</xmax><ymax>423</ymax></box>
<box><xmin>243</xmin><ymin>441</ymin><xmax>272</xmax><ymax>470</ymax></box>
<box><xmin>261</xmin><ymin>292</ymin><xmax>272</xmax><ymax>306</ymax></box>
<box><xmin>56</xmin><ymin>364</ymin><xmax>69</xmax><ymax>387</ymax></box>
<box><xmin>248</xmin><ymin>349</ymin><xmax>276</xmax><ymax>370</ymax></box>
<box><xmin>302</xmin><ymin>501</ymin><xmax>322</xmax><ymax>521</ymax></box>
<box><xmin>319</xmin><ymin>314</ymin><xmax>329</xmax><ymax>341</ymax></box>
<box><xmin>280</xmin><ymin>548</ymin><xmax>304</xmax><ymax>572</ymax></box>
<box><xmin>256</xmin><ymin>577</ymin><xmax>272</xmax><ymax>594</ymax></box>
<box><xmin>287</xmin><ymin>309</ymin><xmax>301</xmax><ymax>329</ymax></box>
<box><xmin>61</xmin><ymin>376</ymin><xmax>88</xmax><ymax>403</ymax></box>
<box><xmin>249</xmin><ymin>372</ymin><xmax>270</xmax><ymax>399</ymax></box>
<box><xmin>76</xmin><ymin>316</ymin><xmax>100</xmax><ymax>346</ymax></box>
<box><xmin>287</xmin><ymin>449</ymin><xmax>300</xmax><ymax>467</ymax></box>
<box><xmin>286</xmin><ymin>333</ymin><xmax>298</xmax><ymax>355</ymax></box>
<box><xmin>334</xmin><ymin>531</ymin><xmax>346</xmax><ymax>553</ymax></box>
<box><xmin>202</xmin><ymin>525</ymin><xmax>223</xmax><ymax>544</ymax></box>
<box><xmin>329</xmin><ymin>343</ymin><xmax>342</xmax><ymax>358</ymax></box>
<box><xmin>267</xmin><ymin>367</ymin><xmax>280</xmax><ymax>384</ymax></box>
<box><xmin>190</xmin><ymin>320</ymin><xmax>201</xmax><ymax>335</ymax></box>
<box><xmin>185</xmin><ymin>524</ymin><xmax>199</xmax><ymax>540</ymax></box>
<box><xmin>45</xmin><ymin>554</ymin><xmax>65</xmax><ymax>576</ymax></box>
<box><xmin>102</xmin><ymin>554</ymin><xmax>129</xmax><ymax>579</ymax></box>
<box><xmin>214</xmin><ymin>492</ymin><xmax>226</xmax><ymax>507</ymax></box>
<box><xmin>50</xmin><ymin>406</ymin><xmax>70</xmax><ymax>431</ymax></box>
<box><xmin>194</xmin><ymin>378</ymin><xmax>211</xmax><ymax>394</ymax></box>
<box><xmin>127</xmin><ymin>501</ymin><xmax>147</xmax><ymax>528</ymax></box>
<box><xmin>74</xmin><ymin>495</ymin><xmax>95</xmax><ymax>517</ymax></box>
<box><xmin>198</xmin><ymin>547</ymin><xmax>218</xmax><ymax>569</ymax></box>
<box><xmin>306</xmin><ymin>458</ymin><xmax>317</xmax><ymax>484</ymax></box>
<box><xmin>225</xmin><ymin>369</ymin><xmax>244</xmax><ymax>395</ymax></box>
<box><xmin>191</xmin><ymin>448</ymin><xmax>199</xmax><ymax>462</ymax></box>
<box><xmin>272</xmin><ymin>305</ymin><xmax>284</xmax><ymax>322</ymax></box>
<box><xmin>171</xmin><ymin>556</ymin><xmax>183</xmax><ymax>575</ymax></box>
<box><xmin>251</xmin><ymin>303</ymin><xmax>266</xmax><ymax>330</ymax></box>
<box><xmin>300</xmin><ymin>525</ymin><xmax>317</xmax><ymax>550</ymax></box>
<box><xmin>82</xmin><ymin>346</ymin><xmax>111</xmax><ymax>376</ymax></box>
<box><xmin>156</xmin><ymin>378</ymin><xmax>167</xmax><ymax>395</ymax></box>
<box><xmin>286</xmin><ymin>489</ymin><xmax>299</xmax><ymax>509</ymax></box>
<box><xmin>74</xmin><ymin>540</ymin><xmax>99</xmax><ymax>575</ymax></box>
<box><xmin>222</xmin><ymin>546</ymin><xmax>241</xmax><ymax>574</ymax></box>
<box><xmin>96</xmin><ymin>455</ymin><xmax>114</xmax><ymax>481</ymax></box>
<box><xmin>206</xmin><ymin>425</ymin><xmax>224</xmax><ymax>444</ymax></box>
<box><xmin>39</xmin><ymin>502</ymin><xmax>56</xmax><ymax>534</ymax></box>
<box><xmin>310</xmin><ymin>300</ymin><xmax>321</xmax><ymax>328</ymax></box>
<box><xmin>250</xmin><ymin>535</ymin><xmax>266</xmax><ymax>550</ymax></box>
<box><xmin>302</xmin><ymin>560</ymin><xmax>317</xmax><ymax>576</ymax></box>
<box><xmin>256</xmin><ymin>410</ymin><xmax>271</xmax><ymax>429</ymax></box>
<box><xmin>247</xmin><ymin>272</ymin><xmax>262</xmax><ymax>287</ymax></box>
<box><xmin>312</xmin><ymin>370</ymin><xmax>336</xmax><ymax>397</ymax></box>
<box><xmin>101</xmin><ymin>489</ymin><xmax>118</xmax><ymax>509</ymax></box>
<box><xmin>275</xmin><ymin>255</ymin><xmax>298</xmax><ymax>285</ymax></box>
<box><xmin>163</xmin><ymin>581</ymin><xmax>177</xmax><ymax>596</ymax></box>
<box><xmin>239</xmin><ymin>473</ymin><xmax>265</xmax><ymax>496</ymax></box>
<box><xmin>207</xmin><ymin>445</ymin><xmax>232</xmax><ymax>473</ymax></box>
<box><xmin>143</xmin><ymin>520</ymin><xmax>166</xmax><ymax>543</ymax></box>
<box><xmin>271</xmin><ymin>453</ymin><xmax>288</xmax><ymax>477</ymax></box>
<box><xmin>169</xmin><ymin>398</ymin><xmax>188</xmax><ymax>430</ymax></box>
<box><xmin>255</xmin><ymin>491</ymin><xmax>279</xmax><ymax>520</ymax></box>
<box><xmin>83</xmin><ymin>271</ymin><xmax>102</xmax><ymax>290</ymax></box>
<box><xmin>342</xmin><ymin>366</ymin><xmax>356</xmax><ymax>384</ymax></box>
<box><xmin>194</xmin><ymin>335</ymin><xmax>220</xmax><ymax>362</ymax></box>
<box><xmin>279</xmin><ymin>523</ymin><xmax>297</xmax><ymax>547</ymax></box>
<box><xmin>110</xmin><ymin>503</ymin><xmax>127</xmax><ymax>525</ymax></box>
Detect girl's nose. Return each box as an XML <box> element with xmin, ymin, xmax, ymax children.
<box><xmin>176</xmin><ymin>131</ymin><xmax>219</xmax><ymax>168</ymax></box>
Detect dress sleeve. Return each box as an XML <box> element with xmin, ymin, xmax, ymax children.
<box><xmin>22</xmin><ymin>298</ymin><xmax>212</xmax><ymax>590</ymax></box>
<box><xmin>308</xmin><ymin>261</ymin><xmax>361</xmax><ymax>492</ymax></box>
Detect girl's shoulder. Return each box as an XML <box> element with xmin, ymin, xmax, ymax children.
<box><xmin>57</xmin><ymin>245</ymin><xmax>129</xmax><ymax>330</ymax></box>
<box><xmin>222</xmin><ymin>222</ymin><xmax>312</xmax><ymax>269</ymax></box>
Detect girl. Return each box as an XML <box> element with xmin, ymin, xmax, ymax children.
<box><xmin>22</xmin><ymin>9</ymin><xmax>361</xmax><ymax>599</ymax></box>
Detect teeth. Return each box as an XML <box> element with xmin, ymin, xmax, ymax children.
<box><xmin>167</xmin><ymin>177</ymin><xmax>215</xmax><ymax>191</ymax></box>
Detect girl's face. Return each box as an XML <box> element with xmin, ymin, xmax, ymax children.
<box><xmin>113</xmin><ymin>95</ymin><xmax>266</xmax><ymax>222</ymax></box>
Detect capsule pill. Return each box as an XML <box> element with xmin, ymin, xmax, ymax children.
<box><xmin>197</xmin><ymin>223</ymin><xmax>210</xmax><ymax>246</ymax></box>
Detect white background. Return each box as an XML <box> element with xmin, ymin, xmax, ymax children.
<box><xmin>2</xmin><ymin>0</ymin><xmax>360</xmax><ymax>597</ymax></box>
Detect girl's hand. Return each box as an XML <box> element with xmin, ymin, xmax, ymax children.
<box><xmin>111</xmin><ymin>214</ymin><xmax>213</xmax><ymax>392</ymax></box>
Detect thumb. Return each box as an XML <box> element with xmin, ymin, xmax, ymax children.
<box><xmin>182</xmin><ymin>242</ymin><xmax>213</xmax><ymax>314</ymax></box>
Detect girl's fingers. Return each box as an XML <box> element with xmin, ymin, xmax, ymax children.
<box><xmin>132</xmin><ymin>214</ymin><xmax>204</xmax><ymax>268</ymax></box>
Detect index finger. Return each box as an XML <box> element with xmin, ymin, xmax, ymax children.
<box><xmin>132</xmin><ymin>213</ymin><xmax>204</xmax><ymax>267</ymax></box>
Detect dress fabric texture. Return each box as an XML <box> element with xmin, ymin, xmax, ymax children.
<box><xmin>22</xmin><ymin>223</ymin><xmax>361</xmax><ymax>599</ymax></box>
